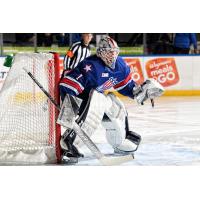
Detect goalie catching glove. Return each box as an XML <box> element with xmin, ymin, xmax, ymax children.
<box><xmin>133</xmin><ymin>78</ymin><xmax>164</xmax><ymax>105</ymax></box>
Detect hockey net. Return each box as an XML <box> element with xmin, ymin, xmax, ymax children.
<box><xmin>0</xmin><ymin>52</ymin><xmax>61</xmax><ymax>164</ymax></box>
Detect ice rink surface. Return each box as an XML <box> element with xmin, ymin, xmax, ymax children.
<box><xmin>76</xmin><ymin>96</ymin><xmax>200</xmax><ymax>166</ymax></box>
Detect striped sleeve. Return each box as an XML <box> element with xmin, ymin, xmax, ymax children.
<box><xmin>60</xmin><ymin>75</ymin><xmax>84</xmax><ymax>96</ymax></box>
<box><xmin>59</xmin><ymin>61</ymin><xmax>88</xmax><ymax>98</ymax></box>
<box><xmin>70</xmin><ymin>45</ymin><xmax>82</xmax><ymax>69</ymax></box>
<box><xmin>63</xmin><ymin>42</ymin><xmax>80</xmax><ymax>70</ymax></box>
<box><xmin>70</xmin><ymin>46</ymin><xmax>91</xmax><ymax>69</ymax></box>
<box><xmin>114</xmin><ymin>72</ymin><xmax>132</xmax><ymax>91</ymax></box>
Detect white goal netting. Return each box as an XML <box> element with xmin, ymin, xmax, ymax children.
<box><xmin>0</xmin><ymin>53</ymin><xmax>61</xmax><ymax>165</ymax></box>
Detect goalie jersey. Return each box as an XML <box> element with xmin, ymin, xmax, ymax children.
<box><xmin>59</xmin><ymin>55</ymin><xmax>136</xmax><ymax>99</ymax></box>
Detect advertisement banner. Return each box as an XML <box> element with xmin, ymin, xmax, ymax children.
<box><xmin>1</xmin><ymin>55</ymin><xmax>200</xmax><ymax>93</ymax></box>
<box><xmin>124</xmin><ymin>58</ymin><xmax>144</xmax><ymax>85</ymax></box>
<box><xmin>145</xmin><ymin>57</ymin><xmax>180</xmax><ymax>87</ymax></box>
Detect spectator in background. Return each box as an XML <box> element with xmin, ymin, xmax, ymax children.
<box><xmin>63</xmin><ymin>33</ymin><xmax>93</xmax><ymax>70</ymax></box>
<box><xmin>71</xmin><ymin>33</ymin><xmax>82</xmax><ymax>43</ymax></box>
<box><xmin>153</xmin><ymin>33</ymin><xmax>174</xmax><ymax>54</ymax></box>
<box><xmin>15</xmin><ymin>34</ymin><xmax>35</xmax><ymax>46</ymax></box>
<box><xmin>37</xmin><ymin>33</ymin><xmax>53</xmax><ymax>47</ymax></box>
<box><xmin>146</xmin><ymin>34</ymin><xmax>161</xmax><ymax>54</ymax></box>
<box><xmin>146</xmin><ymin>33</ymin><xmax>173</xmax><ymax>54</ymax></box>
<box><xmin>55</xmin><ymin>33</ymin><xmax>69</xmax><ymax>47</ymax></box>
<box><xmin>173</xmin><ymin>33</ymin><xmax>198</xmax><ymax>54</ymax></box>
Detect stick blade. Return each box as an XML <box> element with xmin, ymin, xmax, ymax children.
<box><xmin>99</xmin><ymin>154</ymin><xmax>134</xmax><ymax>166</ymax></box>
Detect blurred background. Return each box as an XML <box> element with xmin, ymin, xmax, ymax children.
<box><xmin>0</xmin><ymin>33</ymin><xmax>200</xmax><ymax>56</ymax></box>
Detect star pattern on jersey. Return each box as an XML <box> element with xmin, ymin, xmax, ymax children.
<box><xmin>84</xmin><ymin>64</ymin><xmax>92</xmax><ymax>72</ymax></box>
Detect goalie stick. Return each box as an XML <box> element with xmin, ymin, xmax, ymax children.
<box><xmin>23</xmin><ymin>67</ymin><xmax>134</xmax><ymax>165</ymax></box>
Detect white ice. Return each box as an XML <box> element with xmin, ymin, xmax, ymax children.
<box><xmin>76</xmin><ymin>96</ymin><xmax>200</xmax><ymax>166</ymax></box>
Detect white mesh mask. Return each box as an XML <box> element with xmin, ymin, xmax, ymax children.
<box><xmin>96</xmin><ymin>36</ymin><xmax>120</xmax><ymax>69</ymax></box>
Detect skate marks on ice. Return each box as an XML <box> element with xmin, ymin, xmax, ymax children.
<box><xmin>74</xmin><ymin>97</ymin><xmax>200</xmax><ymax>166</ymax></box>
<box><xmin>126</xmin><ymin>96</ymin><xmax>200</xmax><ymax>165</ymax></box>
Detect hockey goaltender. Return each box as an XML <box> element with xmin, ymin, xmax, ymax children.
<box><xmin>57</xmin><ymin>35</ymin><xmax>164</xmax><ymax>164</ymax></box>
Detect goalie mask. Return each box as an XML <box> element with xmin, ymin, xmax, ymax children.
<box><xmin>96</xmin><ymin>36</ymin><xmax>120</xmax><ymax>69</ymax></box>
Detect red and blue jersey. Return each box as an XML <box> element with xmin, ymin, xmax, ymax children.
<box><xmin>59</xmin><ymin>55</ymin><xmax>136</xmax><ymax>99</ymax></box>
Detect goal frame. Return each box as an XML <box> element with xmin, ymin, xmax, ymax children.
<box><xmin>0</xmin><ymin>52</ymin><xmax>61</xmax><ymax>164</ymax></box>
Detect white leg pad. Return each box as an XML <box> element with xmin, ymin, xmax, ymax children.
<box><xmin>103</xmin><ymin>118</ymin><xmax>126</xmax><ymax>148</ymax></box>
<box><xmin>102</xmin><ymin>93</ymin><xmax>139</xmax><ymax>153</ymax></box>
<box><xmin>102</xmin><ymin>93</ymin><xmax>127</xmax><ymax>148</ymax></box>
<box><xmin>80</xmin><ymin>91</ymin><xmax>109</xmax><ymax>135</ymax></box>
<box><xmin>74</xmin><ymin>91</ymin><xmax>110</xmax><ymax>146</ymax></box>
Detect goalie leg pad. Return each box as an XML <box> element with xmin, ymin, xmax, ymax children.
<box><xmin>102</xmin><ymin>116</ymin><xmax>126</xmax><ymax>148</ymax></box>
<box><xmin>74</xmin><ymin>90</ymin><xmax>112</xmax><ymax>147</ymax></box>
<box><xmin>80</xmin><ymin>90</ymin><xmax>109</xmax><ymax>136</ymax></box>
<box><xmin>102</xmin><ymin>93</ymin><xmax>127</xmax><ymax>148</ymax></box>
<box><xmin>103</xmin><ymin>116</ymin><xmax>140</xmax><ymax>153</ymax></box>
<box><xmin>58</xmin><ymin>91</ymin><xmax>111</xmax><ymax>147</ymax></box>
<box><xmin>102</xmin><ymin>93</ymin><xmax>140</xmax><ymax>153</ymax></box>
